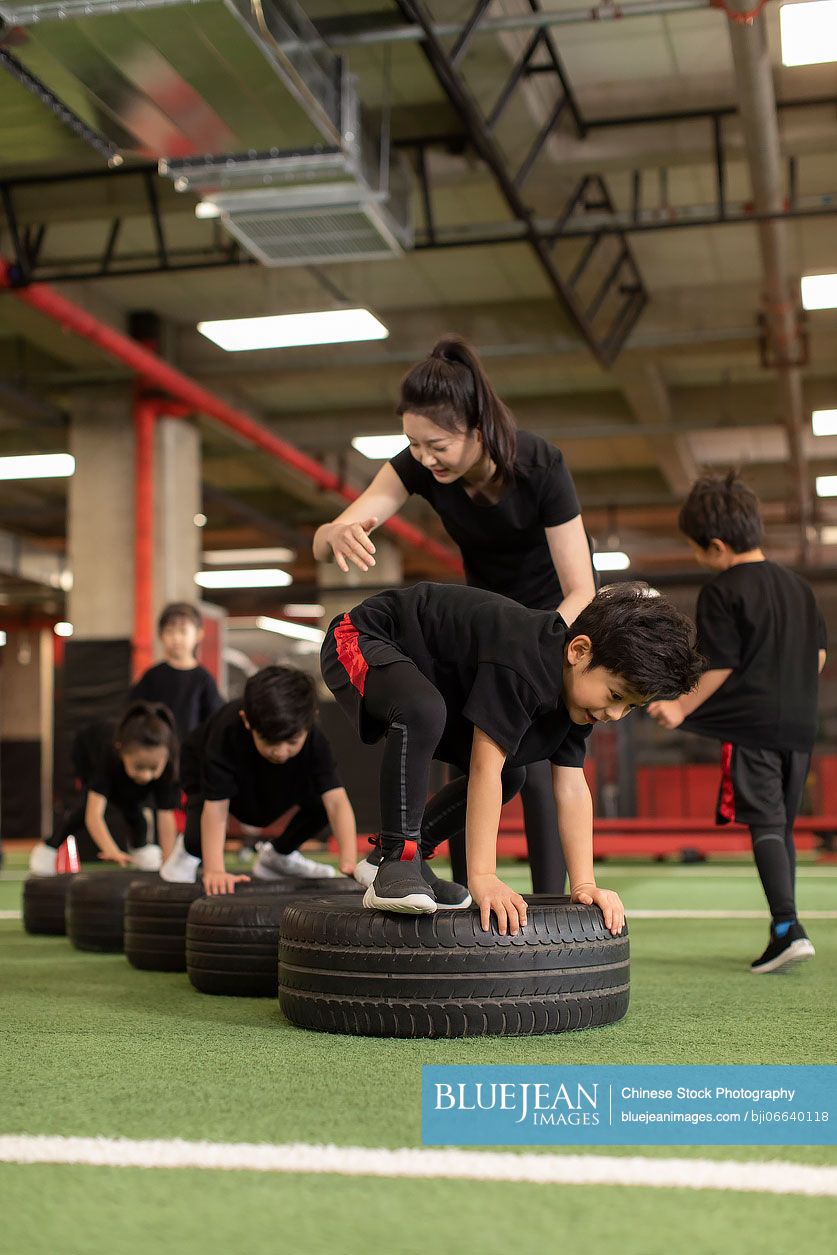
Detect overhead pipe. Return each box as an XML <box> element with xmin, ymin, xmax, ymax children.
<box><xmin>133</xmin><ymin>394</ymin><xmax>157</xmax><ymax>678</ymax></box>
<box><xmin>723</xmin><ymin>3</ymin><xmax>812</xmax><ymax>561</ymax></box>
<box><xmin>0</xmin><ymin>259</ymin><xmax>462</xmax><ymax>579</ymax></box>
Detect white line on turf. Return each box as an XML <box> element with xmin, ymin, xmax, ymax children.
<box><xmin>0</xmin><ymin>1136</ymin><xmax>833</xmax><ymax>1197</ymax></box>
<box><xmin>628</xmin><ymin>910</ymin><xmax>837</xmax><ymax>920</ymax></box>
<box><xmin>0</xmin><ymin>910</ymin><xmax>21</xmax><ymax>920</ymax></box>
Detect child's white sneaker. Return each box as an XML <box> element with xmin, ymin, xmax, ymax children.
<box><xmin>129</xmin><ymin>844</ymin><xmax>163</xmax><ymax>872</ymax></box>
<box><xmin>252</xmin><ymin>845</ymin><xmax>337</xmax><ymax>881</ymax></box>
<box><xmin>159</xmin><ymin>833</ymin><xmax>200</xmax><ymax>884</ymax></box>
<box><xmin>28</xmin><ymin>843</ymin><xmax>58</xmax><ymax>876</ymax></box>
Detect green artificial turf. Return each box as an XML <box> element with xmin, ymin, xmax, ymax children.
<box><xmin>1</xmin><ymin>851</ymin><xmax>835</xmax><ymax>1254</ymax></box>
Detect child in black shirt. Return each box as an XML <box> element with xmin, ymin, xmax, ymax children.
<box><xmin>29</xmin><ymin>703</ymin><xmax>179</xmax><ymax>874</ymax></box>
<box><xmin>322</xmin><ymin>581</ymin><xmax>702</xmax><ymax>933</ymax></box>
<box><xmin>161</xmin><ymin>666</ymin><xmax>358</xmax><ymax>895</ymax></box>
<box><xmin>130</xmin><ymin>602</ymin><xmax>223</xmax><ymax>746</ymax></box>
<box><xmin>649</xmin><ymin>473</ymin><xmax>827</xmax><ymax>973</ymax></box>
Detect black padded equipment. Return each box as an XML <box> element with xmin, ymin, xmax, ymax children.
<box><xmin>65</xmin><ymin>870</ymin><xmax>157</xmax><ymax>953</ymax></box>
<box><xmin>22</xmin><ymin>875</ymin><xmax>75</xmax><ymax>936</ymax></box>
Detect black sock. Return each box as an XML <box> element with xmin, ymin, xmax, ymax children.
<box><xmin>750</xmin><ymin>826</ymin><xmax>796</xmax><ymax>923</ymax></box>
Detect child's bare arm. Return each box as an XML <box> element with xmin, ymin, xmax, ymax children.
<box><xmin>648</xmin><ymin>667</ymin><xmax>733</xmax><ymax>729</ymax></box>
<box><xmin>552</xmin><ymin>765</ymin><xmax>624</xmax><ymax>935</ymax></box>
<box><xmin>466</xmin><ymin>728</ymin><xmax>528</xmax><ymax>936</ymax></box>
<box><xmin>84</xmin><ymin>790</ymin><xmax>133</xmax><ymax>865</ymax></box>
<box><xmin>321</xmin><ymin>787</ymin><xmax>357</xmax><ymax>875</ymax></box>
<box><xmin>156</xmin><ymin>809</ymin><xmax>177</xmax><ymax>861</ymax></box>
<box><xmin>819</xmin><ymin>649</ymin><xmax>827</xmax><ymax>675</ymax></box>
<box><xmin>201</xmin><ymin>798</ymin><xmax>249</xmax><ymax>895</ymax></box>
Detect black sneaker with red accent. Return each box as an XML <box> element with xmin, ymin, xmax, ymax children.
<box><xmin>362</xmin><ymin>839</ymin><xmax>437</xmax><ymax>915</ymax></box>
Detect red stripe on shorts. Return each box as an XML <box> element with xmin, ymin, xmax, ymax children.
<box><xmin>718</xmin><ymin>741</ymin><xmax>735</xmax><ymax>822</ymax></box>
<box><xmin>334</xmin><ymin>612</ymin><xmax>369</xmax><ymax>696</ymax></box>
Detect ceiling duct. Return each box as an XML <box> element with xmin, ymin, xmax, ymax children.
<box><xmin>0</xmin><ymin>0</ymin><xmax>413</xmax><ymax>265</ymax></box>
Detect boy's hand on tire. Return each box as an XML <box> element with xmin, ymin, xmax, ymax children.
<box><xmin>647</xmin><ymin>698</ymin><xmax>684</xmax><ymax>729</ymax></box>
<box><xmin>469</xmin><ymin>873</ymin><xmax>528</xmax><ymax>936</ymax></box>
<box><xmin>203</xmin><ymin>870</ymin><xmax>250</xmax><ymax>896</ymax></box>
<box><xmin>572</xmin><ymin>883</ymin><xmax>625</xmax><ymax>935</ymax></box>
<box><xmin>339</xmin><ymin>858</ymin><xmax>357</xmax><ymax>876</ymax></box>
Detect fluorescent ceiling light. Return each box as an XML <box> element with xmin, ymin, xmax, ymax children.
<box><xmin>593</xmin><ymin>551</ymin><xmax>631</xmax><ymax>571</ymax></box>
<box><xmin>203</xmin><ymin>547</ymin><xmax>296</xmax><ymax>565</ymax></box>
<box><xmin>816</xmin><ymin>476</ymin><xmax>837</xmax><ymax>497</ymax></box>
<box><xmin>197</xmin><ymin>309</ymin><xmax>389</xmax><ymax>352</ymax></box>
<box><xmin>0</xmin><ymin>631</ymin><xmax>6</xmax><ymax>647</ymax></box>
<box><xmin>282</xmin><ymin>604</ymin><xmax>325</xmax><ymax>618</ymax></box>
<box><xmin>195</xmin><ymin>568</ymin><xmax>292</xmax><ymax>589</ymax></box>
<box><xmin>820</xmin><ymin>526</ymin><xmax>837</xmax><ymax>544</ymax></box>
<box><xmin>257</xmin><ymin>615</ymin><xmax>325</xmax><ymax>644</ymax></box>
<box><xmin>54</xmin><ymin>622</ymin><xmax>74</xmax><ymax>637</ymax></box>
<box><xmin>780</xmin><ymin>1</ymin><xmax>837</xmax><ymax>66</ymax></box>
<box><xmin>813</xmin><ymin>409</ymin><xmax>837</xmax><ymax>436</ymax></box>
<box><xmin>0</xmin><ymin>453</ymin><xmax>75</xmax><ymax>480</ymax></box>
<box><xmin>801</xmin><ymin>274</ymin><xmax>837</xmax><ymax>310</ymax></box>
<box><xmin>352</xmin><ymin>434</ymin><xmax>409</xmax><ymax>460</ymax></box>
<box><xmin>195</xmin><ymin>200</ymin><xmax>222</xmax><ymax>220</ymax></box>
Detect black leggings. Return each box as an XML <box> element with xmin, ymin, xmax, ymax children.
<box><xmin>183</xmin><ymin>796</ymin><xmax>329</xmax><ymax>860</ymax></box>
<box><xmin>362</xmin><ymin>662</ymin><xmax>527</xmax><ymax>863</ymax></box>
<box><xmin>46</xmin><ymin>794</ymin><xmax>148</xmax><ymax>860</ymax></box>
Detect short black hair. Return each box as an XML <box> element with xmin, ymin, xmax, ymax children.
<box><xmin>158</xmin><ymin>602</ymin><xmax>202</xmax><ymax>633</ymax></box>
<box><xmin>116</xmin><ymin>701</ymin><xmax>179</xmax><ymax>775</ymax></box>
<box><xmin>243</xmin><ymin>665</ymin><xmax>317</xmax><ymax>743</ymax></box>
<box><xmin>678</xmin><ymin>471</ymin><xmax>764</xmax><ymax>553</ymax></box>
<box><xmin>570</xmin><ymin>582</ymin><xmax>705</xmax><ymax>702</ymax></box>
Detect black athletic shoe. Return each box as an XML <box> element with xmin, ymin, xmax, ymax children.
<box><xmin>750</xmin><ymin>922</ymin><xmax>815</xmax><ymax>974</ymax></box>
<box><xmin>353</xmin><ymin>844</ymin><xmax>383</xmax><ymax>889</ymax></box>
<box><xmin>363</xmin><ymin>840</ymin><xmax>436</xmax><ymax>914</ymax></box>
<box><xmin>420</xmin><ymin>861</ymin><xmax>472</xmax><ymax>909</ymax></box>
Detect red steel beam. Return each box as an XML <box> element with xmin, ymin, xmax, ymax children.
<box><xmin>133</xmin><ymin>393</ymin><xmax>157</xmax><ymax>678</ymax></box>
<box><xmin>0</xmin><ymin>260</ymin><xmax>462</xmax><ymax>574</ymax></box>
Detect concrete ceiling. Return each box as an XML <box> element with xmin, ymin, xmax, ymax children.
<box><xmin>1</xmin><ymin>0</ymin><xmax>837</xmax><ymax>616</ymax></box>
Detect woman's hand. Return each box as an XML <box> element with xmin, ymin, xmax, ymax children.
<box><xmin>469</xmin><ymin>873</ymin><xmax>528</xmax><ymax>936</ymax></box>
<box><xmin>202</xmin><ymin>870</ymin><xmax>250</xmax><ymax>896</ymax></box>
<box><xmin>571</xmin><ymin>883</ymin><xmax>626</xmax><ymax>935</ymax></box>
<box><xmin>325</xmin><ymin>518</ymin><xmax>378</xmax><ymax>573</ymax></box>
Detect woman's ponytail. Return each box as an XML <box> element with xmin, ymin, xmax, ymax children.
<box><xmin>115</xmin><ymin>701</ymin><xmax>179</xmax><ymax>775</ymax></box>
<box><xmin>398</xmin><ymin>333</ymin><xmax>518</xmax><ymax>485</ymax></box>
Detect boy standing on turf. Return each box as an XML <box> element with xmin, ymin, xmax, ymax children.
<box><xmin>161</xmin><ymin>665</ymin><xmax>357</xmax><ymax>894</ymax></box>
<box><xmin>321</xmin><ymin>581</ymin><xmax>703</xmax><ymax>935</ymax></box>
<box><xmin>649</xmin><ymin>472</ymin><xmax>827</xmax><ymax>974</ymax></box>
<box><xmin>130</xmin><ymin>602</ymin><xmax>224</xmax><ymax>746</ymax></box>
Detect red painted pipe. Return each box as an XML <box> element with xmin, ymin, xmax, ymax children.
<box><xmin>0</xmin><ymin>260</ymin><xmax>462</xmax><ymax>573</ymax></box>
<box><xmin>133</xmin><ymin>393</ymin><xmax>157</xmax><ymax>679</ymax></box>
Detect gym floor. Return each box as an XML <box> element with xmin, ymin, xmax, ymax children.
<box><xmin>1</xmin><ymin>851</ymin><xmax>834</xmax><ymax>1255</ymax></box>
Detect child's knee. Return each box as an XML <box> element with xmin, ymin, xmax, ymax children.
<box><xmin>500</xmin><ymin>766</ymin><xmax>527</xmax><ymax>803</ymax></box>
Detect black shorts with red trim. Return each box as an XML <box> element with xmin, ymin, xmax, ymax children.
<box><xmin>321</xmin><ymin>612</ymin><xmax>409</xmax><ymax>745</ymax></box>
<box><xmin>715</xmin><ymin>742</ymin><xmax>811</xmax><ymax>829</ymax></box>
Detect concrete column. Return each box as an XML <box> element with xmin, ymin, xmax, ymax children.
<box><xmin>153</xmin><ymin>416</ymin><xmax>202</xmax><ymax>631</ymax></box>
<box><xmin>0</xmin><ymin>628</ymin><xmax>53</xmax><ymax>837</ymax></box>
<box><xmin>68</xmin><ymin>395</ymin><xmax>135</xmax><ymax>639</ymax></box>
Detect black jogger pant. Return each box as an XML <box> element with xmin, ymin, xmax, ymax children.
<box><xmin>183</xmin><ymin>796</ymin><xmax>329</xmax><ymax>860</ymax></box>
<box><xmin>46</xmin><ymin>793</ymin><xmax>149</xmax><ymax>860</ymax></box>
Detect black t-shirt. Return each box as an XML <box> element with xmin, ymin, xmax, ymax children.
<box><xmin>682</xmin><ymin>561</ymin><xmax>827</xmax><ymax>751</ymax></box>
<box><xmin>74</xmin><ymin>720</ymin><xmax>180</xmax><ymax>813</ymax></box>
<box><xmin>181</xmin><ymin>701</ymin><xmax>341</xmax><ymax>826</ymax></box>
<box><xmin>390</xmin><ymin>430</ymin><xmax>583</xmax><ymax>610</ymax></box>
<box><xmin>342</xmin><ymin>582</ymin><xmax>591</xmax><ymax>770</ymax></box>
<box><xmin>130</xmin><ymin>662</ymin><xmax>223</xmax><ymax>745</ymax></box>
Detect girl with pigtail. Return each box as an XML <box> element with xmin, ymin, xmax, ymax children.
<box><xmin>313</xmin><ymin>335</ymin><xmax>596</xmax><ymax>896</ymax></box>
<box><xmin>29</xmin><ymin>702</ymin><xmax>180</xmax><ymax>875</ymax></box>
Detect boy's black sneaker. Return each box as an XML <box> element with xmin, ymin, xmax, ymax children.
<box><xmin>420</xmin><ymin>861</ymin><xmax>471</xmax><ymax>909</ymax></box>
<box><xmin>750</xmin><ymin>922</ymin><xmax>815</xmax><ymax>974</ymax></box>
<box><xmin>363</xmin><ymin>840</ymin><xmax>436</xmax><ymax>915</ymax></box>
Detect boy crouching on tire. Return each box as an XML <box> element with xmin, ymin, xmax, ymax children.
<box><xmin>161</xmin><ymin>665</ymin><xmax>358</xmax><ymax>895</ymax></box>
<box><xmin>321</xmin><ymin>582</ymin><xmax>704</xmax><ymax>934</ymax></box>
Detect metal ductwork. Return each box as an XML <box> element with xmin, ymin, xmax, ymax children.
<box><xmin>0</xmin><ymin>0</ymin><xmax>413</xmax><ymax>265</ymax></box>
